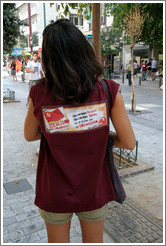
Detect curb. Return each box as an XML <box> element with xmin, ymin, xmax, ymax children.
<box><xmin>118</xmin><ymin>163</ymin><xmax>155</xmax><ymax>179</ymax></box>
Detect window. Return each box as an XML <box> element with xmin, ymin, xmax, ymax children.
<box><xmin>75</xmin><ymin>17</ymin><xmax>78</xmax><ymax>26</ymax></box>
<box><xmin>89</xmin><ymin>23</ymin><xmax>92</xmax><ymax>31</ymax></box>
<box><xmin>32</xmin><ymin>33</ymin><xmax>39</xmax><ymax>46</ymax></box>
<box><xmin>80</xmin><ymin>16</ymin><xmax>83</xmax><ymax>26</ymax></box>
<box><xmin>20</xmin><ymin>36</ymin><xmax>28</xmax><ymax>48</ymax></box>
<box><xmin>100</xmin><ymin>3</ymin><xmax>106</xmax><ymax>26</ymax></box>
<box><xmin>70</xmin><ymin>14</ymin><xmax>78</xmax><ymax>26</ymax></box>
<box><xmin>69</xmin><ymin>14</ymin><xmax>83</xmax><ymax>26</ymax></box>
<box><xmin>101</xmin><ymin>15</ymin><xmax>106</xmax><ymax>26</ymax></box>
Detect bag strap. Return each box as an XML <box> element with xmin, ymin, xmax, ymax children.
<box><xmin>101</xmin><ymin>79</ymin><xmax>111</xmax><ymax>114</ymax></box>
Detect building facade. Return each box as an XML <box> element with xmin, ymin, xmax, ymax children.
<box><xmin>16</xmin><ymin>3</ymin><xmax>162</xmax><ymax>72</ymax></box>
<box><xmin>15</xmin><ymin>3</ymin><xmax>114</xmax><ymax>54</ymax></box>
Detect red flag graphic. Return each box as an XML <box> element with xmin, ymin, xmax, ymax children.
<box><xmin>44</xmin><ymin>108</ymin><xmax>65</xmax><ymax>122</ymax></box>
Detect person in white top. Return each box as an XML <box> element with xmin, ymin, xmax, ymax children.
<box><xmin>26</xmin><ymin>51</ymin><xmax>44</xmax><ymax>106</ymax></box>
<box><xmin>26</xmin><ymin>51</ymin><xmax>44</xmax><ymax>90</ymax></box>
<box><xmin>134</xmin><ymin>60</ymin><xmax>138</xmax><ymax>78</ymax></box>
<box><xmin>151</xmin><ymin>57</ymin><xmax>157</xmax><ymax>80</ymax></box>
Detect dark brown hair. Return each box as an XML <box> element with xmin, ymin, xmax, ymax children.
<box><xmin>11</xmin><ymin>60</ymin><xmax>15</xmax><ymax>66</ymax></box>
<box><xmin>33</xmin><ymin>51</ymin><xmax>38</xmax><ymax>56</ymax></box>
<box><xmin>42</xmin><ymin>18</ymin><xmax>103</xmax><ymax>105</ymax></box>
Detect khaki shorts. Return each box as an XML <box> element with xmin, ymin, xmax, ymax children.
<box><xmin>39</xmin><ymin>204</ymin><xmax>108</xmax><ymax>225</ymax></box>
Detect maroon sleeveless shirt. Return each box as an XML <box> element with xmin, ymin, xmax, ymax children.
<box><xmin>30</xmin><ymin>79</ymin><xmax>119</xmax><ymax>212</ymax></box>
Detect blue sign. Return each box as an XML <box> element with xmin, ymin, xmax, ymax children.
<box><xmin>12</xmin><ymin>48</ymin><xmax>25</xmax><ymax>56</ymax></box>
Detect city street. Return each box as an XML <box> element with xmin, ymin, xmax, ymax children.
<box><xmin>3</xmin><ymin>68</ymin><xmax>164</xmax><ymax>243</ymax></box>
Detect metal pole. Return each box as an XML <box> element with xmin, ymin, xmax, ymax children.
<box><xmin>159</xmin><ymin>77</ymin><xmax>162</xmax><ymax>88</ymax></box>
<box><xmin>28</xmin><ymin>3</ymin><xmax>33</xmax><ymax>55</ymax></box>
<box><xmin>139</xmin><ymin>76</ymin><xmax>141</xmax><ymax>86</ymax></box>
<box><xmin>21</xmin><ymin>49</ymin><xmax>25</xmax><ymax>82</ymax></box>
<box><xmin>122</xmin><ymin>69</ymin><xmax>124</xmax><ymax>83</ymax></box>
<box><xmin>135</xmin><ymin>140</ymin><xmax>138</xmax><ymax>162</ymax></box>
<box><xmin>43</xmin><ymin>3</ymin><xmax>46</xmax><ymax>28</ymax></box>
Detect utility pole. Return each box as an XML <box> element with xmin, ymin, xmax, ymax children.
<box><xmin>28</xmin><ymin>3</ymin><xmax>33</xmax><ymax>55</ymax></box>
<box><xmin>43</xmin><ymin>3</ymin><xmax>46</xmax><ymax>28</ymax></box>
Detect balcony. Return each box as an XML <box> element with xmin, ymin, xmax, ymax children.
<box><xmin>18</xmin><ymin>4</ymin><xmax>38</xmax><ymax>21</ymax></box>
<box><xmin>15</xmin><ymin>3</ymin><xmax>26</xmax><ymax>9</ymax></box>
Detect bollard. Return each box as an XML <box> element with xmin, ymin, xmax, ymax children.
<box><xmin>122</xmin><ymin>69</ymin><xmax>124</xmax><ymax>83</ymax></box>
<box><xmin>122</xmin><ymin>74</ymin><xmax>124</xmax><ymax>83</ymax></box>
<box><xmin>159</xmin><ymin>77</ymin><xmax>162</xmax><ymax>88</ymax></box>
<box><xmin>139</xmin><ymin>76</ymin><xmax>141</xmax><ymax>85</ymax></box>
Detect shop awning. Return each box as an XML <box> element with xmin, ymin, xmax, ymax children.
<box><xmin>85</xmin><ymin>35</ymin><xmax>105</xmax><ymax>40</ymax></box>
<box><xmin>23</xmin><ymin>51</ymin><xmax>31</xmax><ymax>56</ymax></box>
<box><xmin>11</xmin><ymin>48</ymin><xmax>24</xmax><ymax>56</ymax></box>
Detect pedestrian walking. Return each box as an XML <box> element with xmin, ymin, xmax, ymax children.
<box><xmin>146</xmin><ymin>59</ymin><xmax>152</xmax><ymax>80</ymax></box>
<box><xmin>134</xmin><ymin>60</ymin><xmax>138</xmax><ymax>78</ymax></box>
<box><xmin>26</xmin><ymin>51</ymin><xmax>44</xmax><ymax>92</ymax></box>
<box><xmin>6</xmin><ymin>60</ymin><xmax>10</xmax><ymax>74</ymax></box>
<box><xmin>159</xmin><ymin>71</ymin><xmax>163</xmax><ymax>90</ymax></box>
<box><xmin>16</xmin><ymin>59</ymin><xmax>21</xmax><ymax>73</ymax></box>
<box><xmin>151</xmin><ymin>57</ymin><xmax>157</xmax><ymax>80</ymax></box>
<box><xmin>10</xmin><ymin>60</ymin><xmax>17</xmax><ymax>81</ymax></box>
<box><xmin>24</xmin><ymin>19</ymin><xmax>136</xmax><ymax>244</ymax></box>
<box><xmin>126</xmin><ymin>60</ymin><xmax>132</xmax><ymax>86</ymax></box>
<box><xmin>37</xmin><ymin>56</ymin><xmax>43</xmax><ymax>79</ymax></box>
<box><xmin>141</xmin><ymin>60</ymin><xmax>147</xmax><ymax>81</ymax></box>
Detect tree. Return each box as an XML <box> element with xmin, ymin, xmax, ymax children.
<box><xmin>92</xmin><ymin>4</ymin><xmax>101</xmax><ymax>61</ymax></box>
<box><xmin>124</xmin><ymin>6</ymin><xmax>144</xmax><ymax>112</ymax></box>
<box><xmin>3</xmin><ymin>3</ymin><xmax>25</xmax><ymax>54</ymax></box>
<box><xmin>101</xmin><ymin>28</ymin><xmax>121</xmax><ymax>55</ymax></box>
<box><xmin>51</xmin><ymin>3</ymin><xmax>101</xmax><ymax>61</ymax></box>
<box><xmin>104</xmin><ymin>3</ymin><xmax>163</xmax><ymax>52</ymax></box>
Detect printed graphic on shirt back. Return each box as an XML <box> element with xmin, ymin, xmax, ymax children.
<box><xmin>42</xmin><ymin>102</ymin><xmax>107</xmax><ymax>133</ymax></box>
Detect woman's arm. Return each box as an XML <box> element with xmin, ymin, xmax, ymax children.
<box><xmin>109</xmin><ymin>92</ymin><xmax>136</xmax><ymax>150</ymax></box>
<box><xmin>24</xmin><ymin>99</ymin><xmax>41</xmax><ymax>142</ymax></box>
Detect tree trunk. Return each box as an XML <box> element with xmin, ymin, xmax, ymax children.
<box><xmin>130</xmin><ymin>44</ymin><xmax>136</xmax><ymax>112</ymax></box>
<box><xmin>92</xmin><ymin>3</ymin><xmax>101</xmax><ymax>62</ymax></box>
<box><xmin>152</xmin><ymin>47</ymin><xmax>159</xmax><ymax>61</ymax></box>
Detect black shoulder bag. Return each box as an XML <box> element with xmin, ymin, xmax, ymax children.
<box><xmin>101</xmin><ymin>79</ymin><xmax>126</xmax><ymax>204</ymax></box>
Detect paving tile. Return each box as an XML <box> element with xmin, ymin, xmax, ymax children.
<box><xmin>15</xmin><ymin>214</ymin><xmax>29</xmax><ymax>222</ymax></box>
<box><xmin>3</xmin><ymin>216</ymin><xmax>17</xmax><ymax>226</ymax></box>
<box><xmin>13</xmin><ymin>232</ymin><xmax>40</xmax><ymax>243</ymax></box>
<box><xmin>37</xmin><ymin>229</ymin><xmax>47</xmax><ymax>239</ymax></box>
<box><xmin>70</xmin><ymin>234</ymin><xmax>82</xmax><ymax>243</ymax></box>
<box><xmin>104</xmin><ymin>197</ymin><xmax>163</xmax><ymax>243</ymax></box>
<box><xmin>3</xmin><ymin>229</ymin><xmax>24</xmax><ymax>242</ymax></box>
<box><xmin>6</xmin><ymin>219</ymin><xmax>31</xmax><ymax>232</ymax></box>
<box><xmin>3</xmin><ymin>71</ymin><xmax>163</xmax><ymax>244</ymax></box>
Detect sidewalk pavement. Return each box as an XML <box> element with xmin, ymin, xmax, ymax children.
<box><xmin>3</xmin><ymin>69</ymin><xmax>164</xmax><ymax>243</ymax></box>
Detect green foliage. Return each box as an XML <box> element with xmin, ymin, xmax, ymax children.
<box><xmin>20</xmin><ymin>36</ymin><xmax>28</xmax><ymax>48</ymax></box>
<box><xmin>104</xmin><ymin>3</ymin><xmax>163</xmax><ymax>50</ymax></box>
<box><xmin>3</xmin><ymin>3</ymin><xmax>25</xmax><ymax>54</ymax></box>
<box><xmin>101</xmin><ymin>28</ymin><xmax>121</xmax><ymax>54</ymax></box>
<box><xmin>51</xmin><ymin>3</ymin><xmax>92</xmax><ymax>20</ymax></box>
